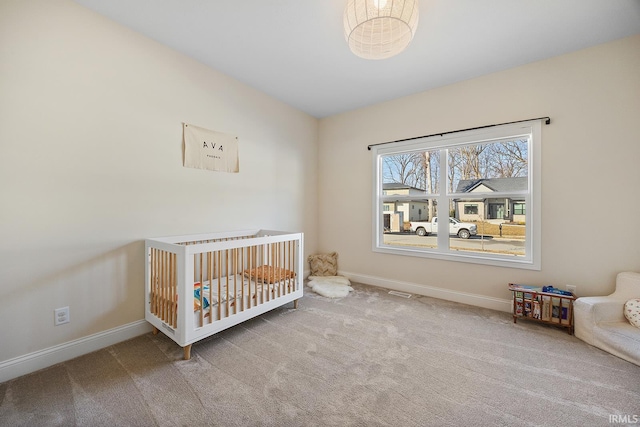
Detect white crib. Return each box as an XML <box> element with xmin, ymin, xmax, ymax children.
<box><xmin>145</xmin><ymin>229</ymin><xmax>303</xmax><ymax>359</ymax></box>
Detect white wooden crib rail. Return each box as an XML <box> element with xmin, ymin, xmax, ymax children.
<box><xmin>145</xmin><ymin>230</ymin><xmax>304</xmax><ymax>359</ymax></box>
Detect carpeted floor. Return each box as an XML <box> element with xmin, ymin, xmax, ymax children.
<box><xmin>1</xmin><ymin>282</ymin><xmax>639</xmax><ymax>426</ymax></box>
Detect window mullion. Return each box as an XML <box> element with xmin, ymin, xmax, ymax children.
<box><xmin>437</xmin><ymin>148</ymin><xmax>449</xmax><ymax>250</ymax></box>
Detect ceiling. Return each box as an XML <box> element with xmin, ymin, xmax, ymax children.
<box><xmin>73</xmin><ymin>0</ymin><xmax>640</xmax><ymax>118</ymax></box>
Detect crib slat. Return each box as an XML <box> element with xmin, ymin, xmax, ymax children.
<box><xmin>247</xmin><ymin>245</ymin><xmax>255</xmax><ymax>308</ymax></box>
<box><xmin>293</xmin><ymin>241</ymin><xmax>297</xmax><ymax>291</ymax></box>
<box><xmin>208</xmin><ymin>251</ymin><xmax>213</xmax><ymax>325</ymax></box>
<box><xmin>264</xmin><ymin>243</ymin><xmax>269</xmax><ymax>302</ymax></box>
<box><xmin>160</xmin><ymin>250</ymin><xmax>164</xmax><ymax>322</ymax></box>
<box><xmin>279</xmin><ymin>242</ymin><xmax>283</xmax><ymax>296</ymax></box>
<box><xmin>240</xmin><ymin>247</ymin><xmax>244</xmax><ymax>312</ymax></box>
<box><xmin>288</xmin><ymin>241</ymin><xmax>291</xmax><ymax>293</ymax></box>
<box><xmin>273</xmin><ymin>243</ymin><xmax>278</xmax><ymax>298</ymax></box>
<box><xmin>224</xmin><ymin>249</ymin><xmax>229</xmax><ymax>317</ymax></box>
<box><xmin>150</xmin><ymin>249</ymin><xmax>156</xmax><ymax>315</ymax></box>
<box><xmin>162</xmin><ymin>251</ymin><xmax>167</xmax><ymax>322</ymax></box>
<box><xmin>198</xmin><ymin>253</ymin><xmax>204</xmax><ymax>327</ymax></box>
<box><xmin>166</xmin><ymin>251</ymin><xmax>171</xmax><ymax>324</ymax></box>
<box><xmin>217</xmin><ymin>250</ymin><xmax>222</xmax><ymax>320</ymax></box>
<box><xmin>286</xmin><ymin>241</ymin><xmax>290</xmax><ymax>294</ymax></box>
<box><xmin>233</xmin><ymin>247</ymin><xmax>238</xmax><ymax>315</ymax></box>
<box><xmin>232</xmin><ymin>246</ymin><xmax>236</xmax><ymax>314</ymax></box>
<box><xmin>173</xmin><ymin>253</ymin><xmax>178</xmax><ymax>327</ymax></box>
<box><xmin>274</xmin><ymin>242</ymin><xmax>278</xmax><ymax>297</ymax></box>
<box><xmin>156</xmin><ymin>250</ymin><xmax>161</xmax><ymax>320</ymax></box>
<box><xmin>156</xmin><ymin>250</ymin><xmax>160</xmax><ymax>320</ymax></box>
<box><xmin>278</xmin><ymin>242</ymin><xmax>283</xmax><ymax>298</ymax></box>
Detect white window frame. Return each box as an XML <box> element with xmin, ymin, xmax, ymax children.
<box><xmin>372</xmin><ymin>120</ymin><xmax>542</xmax><ymax>270</ymax></box>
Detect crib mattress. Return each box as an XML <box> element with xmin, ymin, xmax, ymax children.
<box><xmin>152</xmin><ymin>274</ymin><xmax>295</xmax><ymax>328</ymax></box>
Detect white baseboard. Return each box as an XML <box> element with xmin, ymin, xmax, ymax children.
<box><xmin>0</xmin><ymin>320</ymin><xmax>152</xmax><ymax>384</ymax></box>
<box><xmin>341</xmin><ymin>271</ymin><xmax>512</xmax><ymax>313</ymax></box>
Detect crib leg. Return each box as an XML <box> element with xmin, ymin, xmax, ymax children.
<box><xmin>152</xmin><ymin>326</ymin><xmax>159</xmax><ymax>335</ymax></box>
<box><xmin>183</xmin><ymin>344</ymin><xmax>192</xmax><ymax>360</ymax></box>
<box><xmin>293</xmin><ymin>299</ymin><xmax>299</xmax><ymax>309</ymax></box>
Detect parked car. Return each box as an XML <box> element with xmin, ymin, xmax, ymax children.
<box><xmin>410</xmin><ymin>217</ymin><xmax>477</xmax><ymax>239</ymax></box>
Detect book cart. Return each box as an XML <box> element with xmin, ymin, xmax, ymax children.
<box><xmin>508</xmin><ymin>284</ymin><xmax>576</xmax><ymax>334</ymax></box>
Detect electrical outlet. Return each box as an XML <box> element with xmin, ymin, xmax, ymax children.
<box><xmin>55</xmin><ymin>306</ymin><xmax>70</xmax><ymax>326</ymax></box>
<box><xmin>566</xmin><ymin>285</ymin><xmax>577</xmax><ymax>295</ymax></box>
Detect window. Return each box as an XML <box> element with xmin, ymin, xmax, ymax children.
<box><xmin>372</xmin><ymin>120</ymin><xmax>541</xmax><ymax>269</ymax></box>
<box><xmin>464</xmin><ymin>204</ymin><xmax>478</xmax><ymax>215</ymax></box>
<box><xmin>513</xmin><ymin>203</ymin><xmax>525</xmax><ymax>215</ymax></box>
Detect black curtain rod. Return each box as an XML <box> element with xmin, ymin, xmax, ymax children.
<box><xmin>367</xmin><ymin>116</ymin><xmax>551</xmax><ymax>150</ymax></box>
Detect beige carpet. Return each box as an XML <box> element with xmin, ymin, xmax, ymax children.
<box><xmin>1</xmin><ymin>282</ymin><xmax>639</xmax><ymax>426</ymax></box>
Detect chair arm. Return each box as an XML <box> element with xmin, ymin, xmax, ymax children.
<box><xmin>574</xmin><ymin>297</ymin><xmax>626</xmax><ymax>324</ymax></box>
<box><xmin>611</xmin><ymin>271</ymin><xmax>640</xmax><ymax>300</ymax></box>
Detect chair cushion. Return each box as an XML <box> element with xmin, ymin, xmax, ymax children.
<box><xmin>624</xmin><ymin>299</ymin><xmax>640</xmax><ymax>328</ymax></box>
<box><xmin>592</xmin><ymin>321</ymin><xmax>640</xmax><ymax>366</ymax></box>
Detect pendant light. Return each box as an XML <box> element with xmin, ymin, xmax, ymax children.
<box><xmin>344</xmin><ymin>0</ymin><xmax>419</xmax><ymax>60</ymax></box>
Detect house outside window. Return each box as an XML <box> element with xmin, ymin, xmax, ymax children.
<box><xmin>455</xmin><ymin>178</ymin><xmax>527</xmax><ymax>222</ymax></box>
<box><xmin>372</xmin><ymin>120</ymin><xmax>542</xmax><ymax>270</ymax></box>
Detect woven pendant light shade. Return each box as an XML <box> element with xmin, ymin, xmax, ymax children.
<box><xmin>344</xmin><ymin>0</ymin><xmax>419</xmax><ymax>60</ymax></box>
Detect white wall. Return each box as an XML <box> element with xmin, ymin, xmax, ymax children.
<box><xmin>318</xmin><ymin>35</ymin><xmax>640</xmax><ymax>308</ymax></box>
<box><xmin>0</xmin><ymin>0</ymin><xmax>318</xmax><ymax>367</ymax></box>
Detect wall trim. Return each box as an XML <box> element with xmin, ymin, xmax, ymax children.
<box><xmin>0</xmin><ymin>320</ymin><xmax>152</xmax><ymax>384</ymax></box>
<box><xmin>342</xmin><ymin>271</ymin><xmax>512</xmax><ymax>313</ymax></box>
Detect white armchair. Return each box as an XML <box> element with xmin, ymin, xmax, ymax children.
<box><xmin>574</xmin><ymin>271</ymin><xmax>640</xmax><ymax>366</ymax></box>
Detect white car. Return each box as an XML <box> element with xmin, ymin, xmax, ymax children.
<box><xmin>410</xmin><ymin>217</ymin><xmax>477</xmax><ymax>239</ymax></box>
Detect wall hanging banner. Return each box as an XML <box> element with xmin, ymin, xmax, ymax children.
<box><xmin>183</xmin><ymin>123</ymin><xmax>239</xmax><ymax>173</ymax></box>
